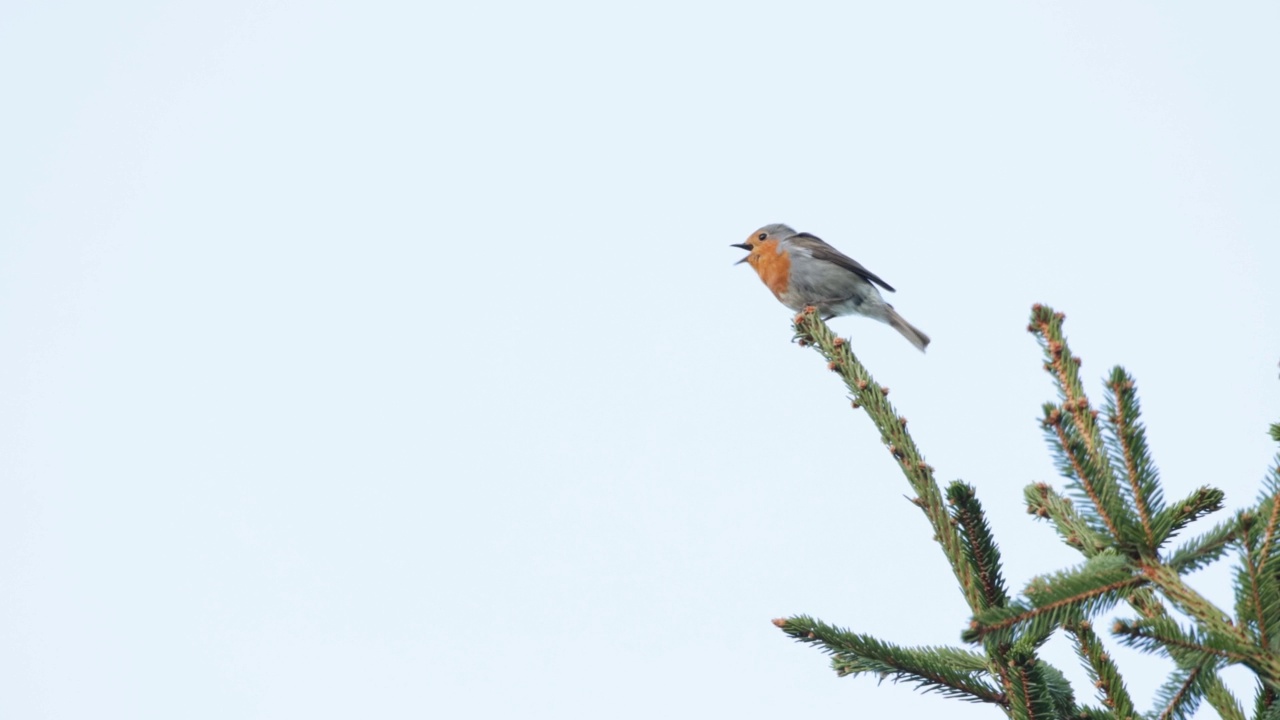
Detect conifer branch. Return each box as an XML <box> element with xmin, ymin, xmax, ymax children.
<box><xmin>1004</xmin><ymin>651</ymin><xmax>1067</xmax><ymax>720</ymax></box>
<box><xmin>1025</xmin><ymin>307</ymin><xmax>1248</xmax><ymax>718</ymax></box>
<box><xmin>776</xmin><ymin>305</ymin><xmax>1271</xmax><ymax>718</ymax></box>
<box><xmin>948</xmin><ymin>481</ymin><xmax>1009</xmax><ymax>610</ymax></box>
<box><xmin>1042</xmin><ymin>405</ymin><xmax>1130</xmax><ymax>544</ymax></box>
<box><xmin>1035</xmin><ymin>660</ymin><xmax>1078</xmax><ymax>718</ymax></box>
<box><xmin>1153</xmin><ymin>667</ymin><xmax>1208</xmax><ymax>720</ymax></box>
<box><xmin>1029</xmin><ymin>306</ymin><xmax>1140</xmax><ymax>549</ymax></box>
<box><xmin>1112</xmin><ymin>615</ymin><xmax>1245</xmax><ymax>666</ymax></box>
<box><xmin>1124</xmin><ymin>567</ymin><xmax>1254</xmax><ymax>717</ymax></box>
<box><xmin>1256</xmin><ymin>472</ymin><xmax>1280</xmax><ymax>568</ymax></box>
<box><xmin>1237</xmin><ymin>556</ymin><xmax>1271</xmax><ymax>648</ymax></box>
<box><xmin>1235</xmin><ymin>511</ymin><xmax>1280</xmax><ymax>650</ymax></box>
<box><xmin>1153</xmin><ymin>486</ymin><xmax>1226</xmax><ymax>548</ymax></box>
<box><xmin>1165</xmin><ymin>517</ymin><xmax>1239</xmax><ymax>575</ymax></box>
<box><xmin>1140</xmin><ymin>563</ymin><xmax>1280</xmax><ymax>681</ymax></box>
<box><xmin>1006</xmin><ymin>662</ymin><xmax>1038</xmax><ymax>720</ymax></box>
<box><xmin>965</xmin><ymin>554</ymin><xmax>1142</xmax><ymax>643</ymax></box>
<box><xmin>1126</xmin><ymin>587</ymin><xmax>1168</xmax><ymax>619</ymax></box>
<box><xmin>1025</xmin><ymin>482</ymin><xmax>1110</xmax><ymax>557</ymax></box>
<box><xmin>1203</xmin><ymin>675</ymin><xmax>1246</xmax><ymax>720</ymax></box>
<box><xmin>1116</xmin><ymin>588</ymin><xmax>1246</xmax><ymax>719</ymax></box>
<box><xmin>792</xmin><ymin>309</ymin><xmax>983</xmax><ymax>611</ymax></box>
<box><xmin>1254</xmin><ymin>466</ymin><xmax>1280</xmax><ymax>650</ymax></box>
<box><xmin>1255</xmin><ymin>683</ymin><xmax>1280</xmax><ymax>720</ymax></box>
<box><xmin>1066</xmin><ymin>620</ymin><xmax>1137</xmax><ymax>719</ymax></box>
<box><xmin>1255</xmin><ymin>467</ymin><xmax>1280</xmax><ymax>720</ymax></box>
<box><xmin>772</xmin><ymin>616</ymin><xmax>1007</xmax><ymax>705</ymax></box>
<box><xmin>1148</xmin><ymin>659</ymin><xmax>1243</xmax><ymax>720</ymax></box>
<box><xmin>1103</xmin><ymin>367</ymin><xmax>1164</xmax><ymax>551</ymax></box>
<box><xmin>998</xmin><ymin>650</ymin><xmax>1059</xmax><ymax>717</ymax></box>
<box><xmin>1027</xmin><ymin>306</ymin><xmax>1101</xmax><ymax>455</ymax></box>
<box><xmin>1141</xmin><ymin>564</ymin><xmax>1241</xmax><ymax>642</ymax></box>
<box><xmin>1253</xmin><ymin>468</ymin><xmax>1280</xmax><ymax>654</ymax></box>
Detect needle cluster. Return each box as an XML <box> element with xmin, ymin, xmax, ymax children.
<box><xmin>777</xmin><ymin>305</ymin><xmax>1280</xmax><ymax>719</ymax></box>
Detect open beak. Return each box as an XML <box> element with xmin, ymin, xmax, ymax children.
<box><xmin>731</xmin><ymin>243</ymin><xmax>752</xmax><ymax>265</ymax></box>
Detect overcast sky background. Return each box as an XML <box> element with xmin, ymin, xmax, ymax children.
<box><xmin>3</xmin><ymin>2</ymin><xmax>1278</xmax><ymax>718</ymax></box>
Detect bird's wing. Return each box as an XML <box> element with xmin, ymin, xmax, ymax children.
<box><xmin>789</xmin><ymin>232</ymin><xmax>896</xmax><ymax>292</ymax></box>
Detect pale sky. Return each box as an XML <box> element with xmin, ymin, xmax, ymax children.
<box><xmin>3</xmin><ymin>2</ymin><xmax>1278</xmax><ymax>718</ymax></box>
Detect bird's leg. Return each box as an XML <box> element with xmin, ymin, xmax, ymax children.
<box><xmin>800</xmin><ymin>299</ymin><xmax>841</xmax><ymax>321</ymax></box>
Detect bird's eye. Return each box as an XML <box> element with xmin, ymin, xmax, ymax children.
<box><xmin>757</xmin><ymin>233</ymin><xmax>767</xmax><ymax>241</ymax></box>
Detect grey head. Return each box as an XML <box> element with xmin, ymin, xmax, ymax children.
<box><xmin>753</xmin><ymin>223</ymin><xmax>797</xmax><ymax>241</ymax></box>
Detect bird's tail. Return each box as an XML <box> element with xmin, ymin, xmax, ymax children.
<box><xmin>885</xmin><ymin>307</ymin><xmax>930</xmax><ymax>352</ymax></box>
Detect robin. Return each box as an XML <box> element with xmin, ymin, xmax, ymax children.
<box><xmin>732</xmin><ymin>223</ymin><xmax>931</xmax><ymax>351</ymax></box>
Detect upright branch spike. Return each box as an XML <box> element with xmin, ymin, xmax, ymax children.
<box><xmin>1153</xmin><ymin>487</ymin><xmax>1226</xmax><ymax>546</ymax></box>
<box><xmin>1029</xmin><ymin>306</ymin><xmax>1142</xmax><ymax>552</ymax></box>
<box><xmin>947</xmin><ymin>481</ymin><xmax>1010</xmax><ymax>610</ymax></box>
<box><xmin>1003</xmin><ymin>650</ymin><xmax>1068</xmax><ymax>720</ymax></box>
<box><xmin>1066</xmin><ymin>621</ymin><xmax>1137</xmax><ymax>719</ymax></box>
<box><xmin>1023</xmin><ymin>482</ymin><xmax>1110</xmax><ymax>557</ymax></box>
<box><xmin>1102</xmin><ymin>366</ymin><xmax>1166</xmax><ymax>551</ymax></box>
<box><xmin>1232</xmin><ymin>512</ymin><xmax>1280</xmax><ymax>655</ymax></box>
<box><xmin>1252</xmin><ymin>464</ymin><xmax>1280</xmax><ymax>714</ymax></box>
<box><xmin>1202</xmin><ymin>676</ymin><xmax>1246</xmax><ymax>720</ymax></box>
<box><xmin>1255</xmin><ymin>467</ymin><xmax>1280</xmax><ymax>564</ymax></box>
<box><xmin>1152</xmin><ymin>667</ymin><xmax>1210</xmax><ymax>720</ymax></box>
<box><xmin>793</xmin><ymin>312</ymin><xmax>984</xmax><ymax>612</ymax></box>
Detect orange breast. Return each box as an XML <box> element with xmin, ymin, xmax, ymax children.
<box><xmin>750</xmin><ymin>240</ymin><xmax>791</xmax><ymax>299</ymax></box>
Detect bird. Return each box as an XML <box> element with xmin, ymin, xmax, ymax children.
<box><xmin>732</xmin><ymin>223</ymin><xmax>931</xmax><ymax>352</ymax></box>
